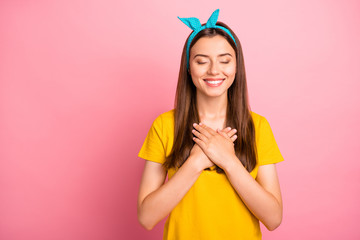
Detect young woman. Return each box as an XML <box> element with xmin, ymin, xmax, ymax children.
<box><xmin>137</xmin><ymin>9</ymin><xmax>284</xmax><ymax>240</ymax></box>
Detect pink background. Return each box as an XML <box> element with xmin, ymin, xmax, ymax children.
<box><xmin>1</xmin><ymin>0</ymin><xmax>359</xmax><ymax>239</ymax></box>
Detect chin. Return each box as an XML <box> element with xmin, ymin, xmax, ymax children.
<box><xmin>203</xmin><ymin>90</ymin><xmax>228</xmax><ymax>98</ymax></box>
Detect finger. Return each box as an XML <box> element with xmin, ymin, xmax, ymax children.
<box><xmin>192</xmin><ymin>129</ymin><xmax>208</xmax><ymax>142</ymax></box>
<box><xmin>230</xmin><ymin>134</ymin><xmax>237</xmax><ymax>142</ymax></box>
<box><xmin>217</xmin><ymin>130</ymin><xmax>237</xmax><ymax>143</ymax></box>
<box><xmin>227</xmin><ymin>128</ymin><xmax>237</xmax><ymax>138</ymax></box>
<box><xmin>193</xmin><ymin>123</ymin><xmax>212</xmax><ymax>138</ymax></box>
<box><xmin>217</xmin><ymin>129</ymin><xmax>231</xmax><ymax>140</ymax></box>
<box><xmin>219</xmin><ymin>127</ymin><xmax>232</xmax><ymax>134</ymax></box>
<box><xmin>193</xmin><ymin>137</ymin><xmax>206</xmax><ymax>149</ymax></box>
<box><xmin>199</xmin><ymin>123</ymin><xmax>217</xmax><ymax>135</ymax></box>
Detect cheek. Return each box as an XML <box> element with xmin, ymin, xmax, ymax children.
<box><xmin>223</xmin><ymin>65</ymin><xmax>236</xmax><ymax>76</ymax></box>
<box><xmin>190</xmin><ymin>71</ymin><xmax>202</xmax><ymax>87</ymax></box>
<box><xmin>190</xmin><ymin>67</ymin><xmax>207</xmax><ymax>78</ymax></box>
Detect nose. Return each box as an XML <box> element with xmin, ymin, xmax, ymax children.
<box><xmin>207</xmin><ymin>61</ymin><xmax>220</xmax><ymax>75</ymax></box>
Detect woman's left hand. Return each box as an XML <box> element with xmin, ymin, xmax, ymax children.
<box><xmin>192</xmin><ymin>122</ymin><xmax>238</xmax><ymax>170</ymax></box>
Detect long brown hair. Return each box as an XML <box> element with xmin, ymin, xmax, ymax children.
<box><xmin>163</xmin><ymin>21</ymin><xmax>257</xmax><ymax>174</ymax></box>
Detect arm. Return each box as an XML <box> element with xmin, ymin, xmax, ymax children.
<box><xmin>192</xmin><ymin>123</ymin><xmax>283</xmax><ymax>230</ymax></box>
<box><xmin>223</xmin><ymin>160</ymin><xmax>283</xmax><ymax>231</ymax></box>
<box><xmin>137</xmin><ymin>158</ymin><xmax>202</xmax><ymax>230</ymax></box>
<box><xmin>137</xmin><ymin>127</ymin><xmax>238</xmax><ymax>230</ymax></box>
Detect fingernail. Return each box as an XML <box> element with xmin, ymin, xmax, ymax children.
<box><xmin>199</xmin><ymin>122</ymin><xmax>203</xmax><ymax>126</ymax></box>
<box><xmin>227</xmin><ymin>127</ymin><xmax>231</xmax><ymax>130</ymax></box>
<box><xmin>193</xmin><ymin>123</ymin><xmax>197</xmax><ymax>127</ymax></box>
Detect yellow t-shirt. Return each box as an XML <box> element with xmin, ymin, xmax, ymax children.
<box><xmin>138</xmin><ymin>109</ymin><xmax>284</xmax><ymax>240</ymax></box>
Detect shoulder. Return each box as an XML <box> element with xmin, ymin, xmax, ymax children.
<box><xmin>159</xmin><ymin>109</ymin><xmax>175</xmax><ymax>122</ymax></box>
<box><xmin>151</xmin><ymin>109</ymin><xmax>175</xmax><ymax>134</ymax></box>
<box><xmin>152</xmin><ymin>109</ymin><xmax>174</xmax><ymax>125</ymax></box>
<box><xmin>250</xmin><ymin>110</ymin><xmax>266</xmax><ymax>127</ymax></box>
<box><xmin>138</xmin><ymin>110</ymin><xmax>175</xmax><ymax>163</ymax></box>
<box><xmin>250</xmin><ymin>111</ymin><xmax>284</xmax><ymax>165</ymax></box>
<box><xmin>250</xmin><ymin>110</ymin><xmax>273</xmax><ymax>138</ymax></box>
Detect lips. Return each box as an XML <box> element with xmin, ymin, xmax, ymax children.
<box><xmin>203</xmin><ymin>78</ymin><xmax>225</xmax><ymax>87</ymax></box>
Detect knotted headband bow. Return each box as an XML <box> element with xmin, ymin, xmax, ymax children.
<box><xmin>177</xmin><ymin>9</ymin><xmax>237</xmax><ymax>69</ymax></box>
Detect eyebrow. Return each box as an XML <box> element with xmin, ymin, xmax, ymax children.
<box><xmin>193</xmin><ymin>53</ymin><xmax>233</xmax><ymax>59</ymax></box>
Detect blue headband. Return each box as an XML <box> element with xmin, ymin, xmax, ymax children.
<box><xmin>177</xmin><ymin>9</ymin><xmax>237</xmax><ymax>69</ymax></box>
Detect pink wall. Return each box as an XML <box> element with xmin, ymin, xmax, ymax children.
<box><xmin>1</xmin><ymin>0</ymin><xmax>359</xmax><ymax>239</ymax></box>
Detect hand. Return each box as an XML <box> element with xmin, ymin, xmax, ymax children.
<box><xmin>189</xmin><ymin>143</ymin><xmax>214</xmax><ymax>171</ymax></box>
<box><xmin>189</xmin><ymin>126</ymin><xmax>238</xmax><ymax>172</ymax></box>
<box><xmin>220</xmin><ymin>126</ymin><xmax>238</xmax><ymax>142</ymax></box>
<box><xmin>192</xmin><ymin>123</ymin><xmax>238</xmax><ymax>170</ymax></box>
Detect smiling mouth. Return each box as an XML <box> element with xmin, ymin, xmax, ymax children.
<box><xmin>203</xmin><ymin>78</ymin><xmax>225</xmax><ymax>87</ymax></box>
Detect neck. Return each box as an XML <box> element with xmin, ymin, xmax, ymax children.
<box><xmin>196</xmin><ymin>91</ymin><xmax>228</xmax><ymax>121</ymax></box>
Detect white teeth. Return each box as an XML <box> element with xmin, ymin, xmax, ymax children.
<box><xmin>206</xmin><ymin>80</ymin><xmax>223</xmax><ymax>84</ymax></box>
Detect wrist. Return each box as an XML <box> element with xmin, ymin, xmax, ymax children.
<box><xmin>185</xmin><ymin>155</ymin><xmax>204</xmax><ymax>175</ymax></box>
<box><xmin>223</xmin><ymin>155</ymin><xmax>243</xmax><ymax>174</ymax></box>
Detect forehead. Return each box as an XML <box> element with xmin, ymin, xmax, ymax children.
<box><xmin>190</xmin><ymin>35</ymin><xmax>235</xmax><ymax>57</ymax></box>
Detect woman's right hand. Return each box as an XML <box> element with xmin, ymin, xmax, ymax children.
<box><xmin>189</xmin><ymin>127</ymin><xmax>238</xmax><ymax>171</ymax></box>
<box><xmin>189</xmin><ymin>143</ymin><xmax>214</xmax><ymax>171</ymax></box>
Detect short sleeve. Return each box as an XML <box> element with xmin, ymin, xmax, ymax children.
<box><xmin>257</xmin><ymin>116</ymin><xmax>284</xmax><ymax>165</ymax></box>
<box><xmin>138</xmin><ymin>115</ymin><xmax>166</xmax><ymax>164</ymax></box>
